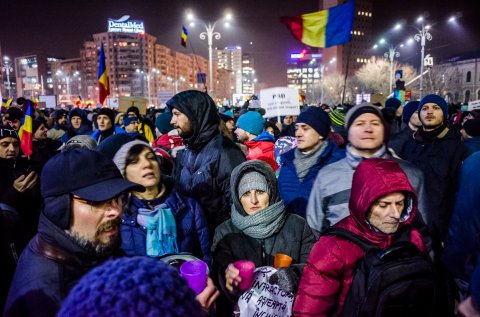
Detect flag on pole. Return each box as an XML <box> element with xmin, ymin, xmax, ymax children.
<box><xmin>98</xmin><ymin>42</ymin><xmax>110</xmax><ymax>105</ymax></box>
<box><xmin>1</xmin><ymin>98</ymin><xmax>13</xmax><ymax>113</ymax></box>
<box><xmin>181</xmin><ymin>25</ymin><xmax>188</xmax><ymax>47</ymax></box>
<box><xmin>281</xmin><ymin>0</ymin><xmax>355</xmax><ymax>48</ymax></box>
<box><xmin>18</xmin><ymin>101</ymin><xmax>33</xmax><ymax>157</ymax></box>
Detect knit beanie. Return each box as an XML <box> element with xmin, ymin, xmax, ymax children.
<box><xmin>0</xmin><ymin>125</ymin><xmax>19</xmax><ymax>141</ymax></box>
<box><xmin>464</xmin><ymin>119</ymin><xmax>480</xmax><ymax>137</ymax></box>
<box><xmin>220</xmin><ymin>113</ymin><xmax>234</xmax><ymax>123</ymax></box>
<box><xmin>418</xmin><ymin>94</ymin><xmax>448</xmax><ymax>119</ymax></box>
<box><xmin>126</xmin><ymin>106</ymin><xmax>141</xmax><ymax>118</ymax></box>
<box><xmin>4</xmin><ymin>107</ymin><xmax>23</xmax><ymax>121</ymax></box>
<box><xmin>57</xmin><ymin>256</ymin><xmax>205</xmax><ymax>317</ymax></box>
<box><xmin>297</xmin><ymin>106</ymin><xmax>331</xmax><ymax>139</ymax></box>
<box><xmin>329</xmin><ymin>108</ymin><xmax>346</xmax><ymax>127</ymax></box>
<box><xmin>54</xmin><ymin>109</ymin><xmax>69</xmax><ymax>123</ymax></box>
<box><xmin>69</xmin><ymin>108</ymin><xmax>83</xmax><ymax>120</ymax></box>
<box><xmin>238</xmin><ymin>171</ymin><xmax>270</xmax><ymax>199</ymax></box>
<box><xmin>112</xmin><ymin>140</ymin><xmax>150</xmax><ymax>177</ymax></box>
<box><xmin>345</xmin><ymin>102</ymin><xmax>384</xmax><ymax>131</ymax></box>
<box><xmin>236</xmin><ymin>111</ymin><xmax>265</xmax><ymax>136</ymax></box>
<box><xmin>402</xmin><ymin>101</ymin><xmax>420</xmax><ymax>124</ymax></box>
<box><xmin>155</xmin><ymin>111</ymin><xmax>174</xmax><ymax>134</ymax></box>
<box><xmin>97</xmin><ymin>134</ymin><xmax>135</xmax><ymax>159</ymax></box>
<box><xmin>98</xmin><ymin>107</ymin><xmax>115</xmax><ymax>124</ymax></box>
<box><xmin>385</xmin><ymin>97</ymin><xmax>402</xmax><ymax>110</ymax></box>
<box><xmin>59</xmin><ymin>135</ymin><xmax>98</xmax><ymax>152</ymax></box>
<box><xmin>224</xmin><ymin>110</ymin><xmax>234</xmax><ymax>117</ymax></box>
<box><xmin>32</xmin><ymin>118</ymin><xmax>46</xmax><ymax>134</ymax></box>
<box><xmin>123</xmin><ymin>115</ymin><xmax>138</xmax><ymax>127</ymax></box>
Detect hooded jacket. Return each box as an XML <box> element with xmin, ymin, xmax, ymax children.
<box><xmin>4</xmin><ymin>195</ymin><xmax>120</xmax><ymax>317</ymax></box>
<box><xmin>168</xmin><ymin>91</ymin><xmax>246</xmax><ymax>231</ymax></box>
<box><xmin>212</xmin><ymin>160</ymin><xmax>315</xmax><ymax>316</ymax></box>
<box><xmin>294</xmin><ymin>158</ymin><xmax>425</xmax><ymax>317</ymax></box>
<box><xmin>61</xmin><ymin>108</ymin><xmax>92</xmax><ymax>142</ymax></box>
<box><xmin>244</xmin><ymin>130</ymin><xmax>278</xmax><ymax>171</ymax></box>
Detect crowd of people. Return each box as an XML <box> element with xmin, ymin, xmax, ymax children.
<box><xmin>1</xmin><ymin>91</ymin><xmax>480</xmax><ymax>316</ymax></box>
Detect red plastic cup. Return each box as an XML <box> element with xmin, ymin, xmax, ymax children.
<box><xmin>180</xmin><ymin>260</ymin><xmax>208</xmax><ymax>295</ymax></box>
<box><xmin>233</xmin><ymin>260</ymin><xmax>256</xmax><ymax>291</ymax></box>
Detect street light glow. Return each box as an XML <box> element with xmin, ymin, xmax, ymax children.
<box><xmin>225</xmin><ymin>13</ymin><xmax>232</xmax><ymax>21</ymax></box>
<box><xmin>417</xmin><ymin>16</ymin><xmax>423</xmax><ymax>23</ymax></box>
<box><xmin>187</xmin><ymin>12</ymin><xmax>194</xmax><ymax>21</ymax></box>
<box><xmin>224</xmin><ymin>22</ymin><xmax>230</xmax><ymax>28</ymax></box>
<box><xmin>394</xmin><ymin>23</ymin><xmax>402</xmax><ymax>31</ymax></box>
<box><xmin>373</xmin><ymin>44</ymin><xmax>378</xmax><ymax>49</ymax></box>
<box><xmin>379</xmin><ymin>38</ymin><xmax>386</xmax><ymax>44</ymax></box>
<box><xmin>448</xmin><ymin>16</ymin><xmax>456</xmax><ymax>23</ymax></box>
<box><xmin>425</xmin><ymin>24</ymin><xmax>431</xmax><ymax>30</ymax></box>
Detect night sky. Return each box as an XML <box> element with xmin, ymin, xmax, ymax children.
<box><xmin>1</xmin><ymin>0</ymin><xmax>478</xmax><ymax>87</ymax></box>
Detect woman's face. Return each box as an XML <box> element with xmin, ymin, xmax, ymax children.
<box><xmin>240</xmin><ymin>189</ymin><xmax>270</xmax><ymax>216</ymax></box>
<box><xmin>125</xmin><ymin>148</ymin><xmax>160</xmax><ymax>190</ymax></box>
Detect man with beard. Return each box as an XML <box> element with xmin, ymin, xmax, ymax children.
<box><xmin>168</xmin><ymin>90</ymin><xmax>246</xmax><ymax>232</ymax></box>
<box><xmin>4</xmin><ymin>149</ymin><xmax>143</xmax><ymax>317</ymax></box>
<box><xmin>46</xmin><ymin>109</ymin><xmax>68</xmax><ymax>141</ymax></box>
<box><xmin>91</xmin><ymin>108</ymin><xmax>125</xmax><ymax>144</ymax></box>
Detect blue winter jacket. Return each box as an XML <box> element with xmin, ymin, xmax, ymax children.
<box><xmin>278</xmin><ymin>141</ymin><xmax>345</xmax><ymax>218</ymax></box>
<box><xmin>90</xmin><ymin>126</ymin><xmax>126</xmax><ymax>144</ymax></box>
<box><xmin>121</xmin><ymin>187</ymin><xmax>212</xmax><ymax>264</ymax></box>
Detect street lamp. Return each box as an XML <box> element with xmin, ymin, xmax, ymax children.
<box><xmin>320</xmin><ymin>57</ymin><xmax>336</xmax><ymax>104</ymax></box>
<box><xmin>56</xmin><ymin>70</ymin><xmax>80</xmax><ymax>98</ymax></box>
<box><xmin>2</xmin><ymin>56</ymin><xmax>13</xmax><ymax>98</ymax></box>
<box><xmin>187</xmin><ymin>10</ymin><xmax>232</xmax><ymax>98</ymax></box>
<box><xmin>136</xmin><ymin>68</ymin><xmax>160</xmax><ymax>106</ymax></box>
<box><xmin>413</xmin><ymin>16</ymin><xmax>432</xmax><ymax>98</ymax></box>
<box><xmin>168</xmin><ymin>76</ymin><xmax>186</xmax><ymax>94</ymax></box>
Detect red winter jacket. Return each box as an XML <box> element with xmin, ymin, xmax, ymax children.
<box><xmin>244</xmin><ymin>139</ymin><xmax>278</xmax><ymax>171</ymax></box>
<box><xmin>293</xmin><ymin>158</ymin><xmax>425</xmax><ymax>317</ymax></box>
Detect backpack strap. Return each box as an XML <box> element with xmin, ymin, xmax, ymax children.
<box><xmin>322</xmin><ymin>227</ymin><xmax>379</xmax><ymax>252</ymax></box>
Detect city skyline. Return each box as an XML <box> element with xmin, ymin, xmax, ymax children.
<box><xmin>1</xmin><ymin>0</ymin><xmax>478</xmax><ymax>88</ymax></box>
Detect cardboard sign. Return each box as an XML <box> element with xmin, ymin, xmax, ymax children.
<box><xmin>468</xmin><ymin>100</ymin><xmax>480</xmax><ymax>111</ymax></box>
<box><xmin>234</xmin><ymin>266</ymin><xmax>294</xmax><ymax>317</ymax></box>
<box><xmin>260</xmin><ymin>87</ymin><xmax>300</xmax><ymax>119</ymax></box>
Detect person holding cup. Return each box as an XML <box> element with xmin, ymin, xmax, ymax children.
<box><xmin>211</xmin><ymin>160</ymin><xmax>316</xmax><ymax>316</ymax></box>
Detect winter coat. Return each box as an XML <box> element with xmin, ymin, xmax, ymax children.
<box><xmin>278</xmin><ymin>141</ymin><xmax>345</xmax><ymax>218</ymax></box>
<box><xmin>4</xmin><ymin>204</ymin><xmax>118</xmax><ymax>317</ymax></box>
<box><xmin>294</xmin><ymin>158</ymin><xmax>425</xmax><ymax>316</ymax></box>
<box><xmin>443</xmin><ymin>152</ymin><xmax>480</xmax><ymax>281</ymax></box>
<box><xmin>90</xmin><ymin>126</ymin><xmax>126</xmax><ymax>144</ymax></box>
<box><xmin>401</xmin><ymin>124</ymin><xmax>467</xmax><ymax>242</ymax></box>
<box><xmin>245</xmin><ymin>131</ymin><xmax>278</xmax><ymax>171</ymax></box>
<box><xmin>168</xmin><ymin>91</ymin><xmax>246</xmax><ymax>232</ymax></box>
<box><xmin>388</xmin><ymin>125</ymin><xmax>415</xmax><ymax>157</ymax></box>
<box><xmin>211</xmin><ymin>160</ymin><xmax>316</xmax><ymax>316</ymax></box>
<box><xmin>306</xmin><ymin>146</ymin><xmax>429</xmax><ymax>235</ymax></box>
<box><xmin>30</xmin><ymin>138</ymin><xmax>62</xmax><ymax>172</ymax></box>
<box><xmin>121</xmin><ymin>184</ymin><xmax>211</xmax><ymax>263</ymax></box>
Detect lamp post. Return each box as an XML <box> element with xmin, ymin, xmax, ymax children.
<box><xmin>187</xmin><ymin>11</ymin><xmax>232</xmax><ymax>98</ymax></box>
<box><xmin>385</xmin><ymin>46</ymin><xmax>401</xmax><ymax>95</ymax></box>
<box><xmin>2</xmin><ymin>56</ymin><xmax>13</xmax><ymax>98</ymax></box>
<box><xmin>413</xmin><ymin>17</ymin><xmax>432</xmax><ymax>99</ymax></box>
<box><xmin>136</xmin><ymin>68</ymin><xmax>160</xmax><ymax>106</ymax></box>
<box><xmin>320</xmin><ymin>57</ymin><xmax>336</xmax><ymax>104</ymax></box>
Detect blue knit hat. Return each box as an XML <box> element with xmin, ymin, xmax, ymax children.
<box><xmin>224</xmin><ymin>110</ymin><xmax>234</xmax><ymax>117</ymax></box>
<box><xmin>385</xmin><ymin>97</ymin><xmax>402</xmax><ymax>110</ymax></box>
<box><xmin>123</xmin><ymin>115</ymin><xmax>138</xmax><ymax>127</ymax></box>
<box><xmin>402</xmin><ymin>101</ymin><xmax>420</xmax><ymax>124</ymax></box>
<box><xmin>418</xmin><ymin>94</ymin><xmax>448</xmax><ymax>119</ymax></box>
<box><xmin>155</xmin><ymin>111</ymin><xmax>174</xmax><ymax>134</ymax></box>
<box><xmin>57</xmin><ymin>257</ymin><xmax>206</xmax><ymax>317</ymax></box>
<box><xmin>296</xmin><ymin>106</ymin><xmax>331</xmax><ymax>139</ymax></box>
<box><xmin>236</xmin><ymin>111</ymin><xmax>265</xmax><ymax>136</ymax></box>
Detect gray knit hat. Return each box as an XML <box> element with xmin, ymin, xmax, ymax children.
<box><xmin>344</xmin><ymin>102</ymin><xmax>385</xmax><ymax>131</ymax></box>
<box><xmin>59</xmin><ymin>135</ymin><xmax>98</xmax><ymax>152</ymax></box>
<box><xmin>238</xmin><ymin>171</ymin><xmax>270</xmax><ymax>199</ymax></box>
<box><xmin>112</xmin><ymin>140</ymin><xmax>150</xmax><ymax>177</ymax></box>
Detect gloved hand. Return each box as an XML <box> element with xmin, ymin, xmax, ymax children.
<box><xmin>268</xmin><ymin>267</ymin><xmax>299</xmax><ymax>293</ymax></box>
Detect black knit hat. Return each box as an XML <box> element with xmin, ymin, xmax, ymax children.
<box><xmin>32</xmin><ymin>118</ymin><xmax>47</xmax><ymax>134</ymax></box>
<box><xmin>464</xmin><ymin>119</ymin><xmax>480</xmax><ymax>137</ymax></box>
<box><xmin>4</xmin><ymin>107</ymin><xmax>24</xmax><ymax>121</ymax></box>
<box><xmin>0</xmin><ymin>125</ymin><xmax>19</xmax><ymax>141</ymax></box>
<box><xmin>296</xmin><ymin>106</ymin><xmax>331</xmax><ymax>138</ymax></box>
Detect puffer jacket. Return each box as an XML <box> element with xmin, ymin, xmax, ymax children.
<box><xmin>168</xmin><ymin>91</ymin><xmax>246</xmax><ymax>231</ymax></box>
<box><xmin>278</xmin><ymin>140</ymin><xmax>345</xmax><ymax>218</ymax></box>
<box><xmin>121</xmin><ymin>182</ymin><xmax>211</xmax><ymax>263</ymax></box>
<box><xmin>245</xmin><ymin>131</ymin><xmax>278</xmax><ymax>171</ymax></box>
<box><xmin>294</xmin><ymin>158</ymin><xmax>425</xmax><ymax>317</ymax></box>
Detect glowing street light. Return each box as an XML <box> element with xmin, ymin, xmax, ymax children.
<box><xmin>413</xmin><ymin>16</ymin><xmax>433</xmax><ymax>98</ymax></box>
<box><xmin>186</xmin><ymin>9</ymin><xmax>233</xmax><ymax>98</ymax></box>
<box><xmin>2</xmin><ymin>56</ymin><xmax>13</xmax><ymax>98</ymax></box>
<box><xmin>136</xmin><ymin>68</ymin><xmax>160</xmax><ymax>106</ymax></box>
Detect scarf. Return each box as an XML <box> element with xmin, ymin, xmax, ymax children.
<box><xmin>414</xmin><ymin>121</ymin><xmax>449</xmax><ymax>143</ymax></box>
<box><xmin>346</xmin><ymin>144</ymin><xmax>387</xmax><ymax>169</ymax></box>
<box><xmin>231</xmin><ymin>200</ymin><xmax>287</xmax><ymax>239</ymax></box>
<box><xmin>137</xmin><ymin>204</ymin><xmax>178</xmax><ymax>257</ymax></box>
<box><xmin>293</xmin><ymin>140</ymin><xmax>328</xmax><ymax>181</ymax></box>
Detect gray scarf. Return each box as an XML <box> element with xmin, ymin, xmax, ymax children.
<box><xmin>293</xmin><ymin>140</ymin><xmax>328</xmax><ymax>181</ymax></box>
<box><xmin>345</xmin><ymin>144</ymin><xmax>387</xmax><ymax>169</ymax></box>
<box><xmin>231</xmin><ymin>200</ymin><xmax>287</xmax><ymax>239</ymax></box>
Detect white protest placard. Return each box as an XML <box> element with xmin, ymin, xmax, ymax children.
<box><xmin>468</xmin><ymin>100</ymin><xmax>480</xmax><ymax>111</ymax></box>
<box><xmin>260</xmin><ymin>87</ymin><xmax>300</xmax><ymax>119</ymax></box>
<box><xmin>39</xmin><ymin>95</ymin><xmax>57</xmax><ymax>108</ymax></box>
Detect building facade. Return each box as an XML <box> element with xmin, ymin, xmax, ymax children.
<box><xmin>14</xmin><ymin>54</ymin><xmax>57</xmax><ymax>99</ymax></box>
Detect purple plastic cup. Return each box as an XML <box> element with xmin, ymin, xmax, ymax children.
<box><xmin>233</xmin><ymin>260</ymin><xmax>256</xmax><ymax>291</ymax></box>
<box><xmin>180</xmin><ymin>260</ymin><xmax>208</xmax><ymax>295</ymax></box>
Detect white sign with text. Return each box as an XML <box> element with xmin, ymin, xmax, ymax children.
<box><xmin>260</xmin><ymin>87</ymin><xmax>300</xmax><ymax>119</ymax></box>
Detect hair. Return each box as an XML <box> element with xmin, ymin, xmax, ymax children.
<box><xmin>218</xmin><ymin>120</ymin><xmax>234</xmax><ymax>141</ymax></box>
<box><xmin>125</xmin><ymin>144</ymin><xmax>157</xmax><ymax>168</ymax></box>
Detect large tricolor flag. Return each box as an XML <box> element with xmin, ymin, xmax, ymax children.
<box><xmin>98</xmin><ymin>42</ymin><xmax>110</xmax><ymax>105</ymax></box>
<box><xmin>18</xmin><ymin>101</ymin><xmax>33</xmax><ymax>157</ymax></box>
<box><xmin>181</xmin><ymin>25</ymin><xmax>188</xmax><ymax>47</ymax></box>
<box><xmin>1</xmin><ymin>98</ymin><xmax>13</xmax><ymax>113</ymax></box>
<box><xmin>281</xmin><ymin>0</ymin><xmax>355</xmax><ymax>48</ymax></box>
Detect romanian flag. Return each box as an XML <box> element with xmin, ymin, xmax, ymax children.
<box><xmin>281</xmin><ymin>0</ymin><xmax>355</xmax><ymax>48</ymax></box>
<box><xmin>181</xmin><ymin>25</ymin><xmax>188</xmax><ymax>48</ymax></box>
<box><xmin>1</xmin><ymin>98</ymin><xmax>13</xmax><ymax>113</ymax></box>
<box><xmin>18</xmin><ymin>101</ymin><xmax>33</xmax><ymax>157</ymax></box>
<box><xmin>98</xmin><ymin>42</ymin><xmax>110</xmax><ymax>105</ymax></box>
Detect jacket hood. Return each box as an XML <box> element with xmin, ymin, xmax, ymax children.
<box><xmin>230</xmin><ymin>160</ymin><xmax>280</xmax><ymax>216</ymax></box>
<box><xmin>349</xmin><ymin>158</ymin><xmax>417</xmax><ymax>233</ymax></box>
<box><xmin>253</xmin><ymin>130</ymin><xmax>275</xmax><ymax>142</ymax></box>
<box><xmin>166</xmin><ymin>90</ymin><xmax>219</xmax><ymax>150</ymax></box>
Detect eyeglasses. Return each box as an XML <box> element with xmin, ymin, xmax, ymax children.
<box><xmin>72</xmin><ymin>194</ymin><xmax>126</xmax><ymax>210</ymax></box>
